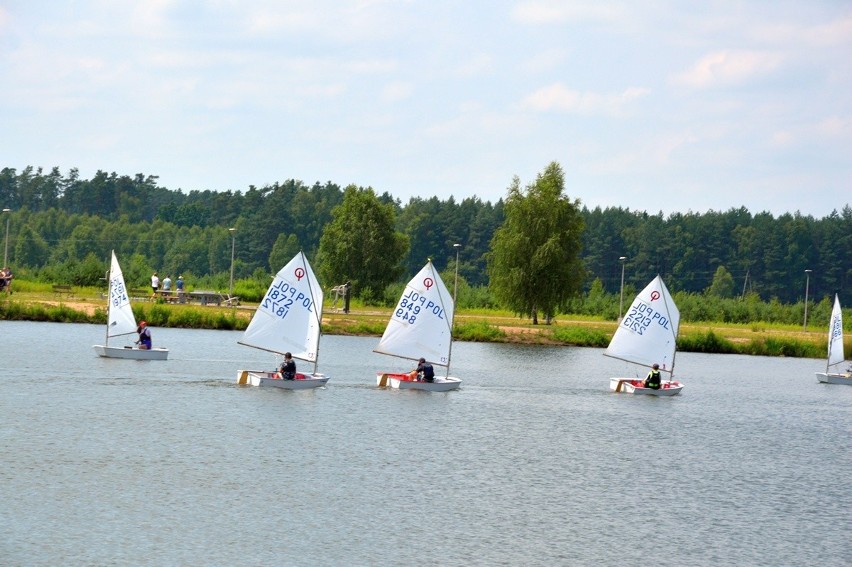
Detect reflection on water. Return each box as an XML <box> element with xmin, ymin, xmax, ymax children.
<box><xmin>1</xmin><ymin>321</ymin><xmax>850</xmax><ymax>566</ymax></box>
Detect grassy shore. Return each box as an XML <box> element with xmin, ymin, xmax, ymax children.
<box><xmin>0</xmin><ymin>288</ymin><xmax>839</xmax><ymax>359</ymax></box>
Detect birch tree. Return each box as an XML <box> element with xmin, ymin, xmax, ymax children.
<box><xmin>487</xmin><ymin>162</ymin><xmax>585</xmax><ymax>324</ymax></box>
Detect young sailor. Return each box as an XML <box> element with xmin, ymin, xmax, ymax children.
<box><xmin>136</xmin><ymin>321</ymin><xmax>152</xmax><ymax>350</ymax></box>
<box><xmin>278</xmin><ymin>352</ymin><xmax>296</xmax><ymax>380</ymax></box>
<box><xmin>643</xmin><ymin>363</ymin><xmax>661</xmax><ymax>389</ymax></box>
<box><xmin>412</xmin><ymin>357</ymin><xmax>434</xmax><ymax>382</ymax></box>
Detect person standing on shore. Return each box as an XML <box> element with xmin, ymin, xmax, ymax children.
<box><xmin>175</xmin><ymin>275</ymin><xmax>185</xmax><ymax>302</ymax></box>
<box><xmin>151</xmin><ymin>272</ymin><xmax>160</xmax><ymax>299</ymax></box>
<box><xmin>0</xmin><ymin>267</ymin><xmax>11</xmax><ymax>294</ymax></box>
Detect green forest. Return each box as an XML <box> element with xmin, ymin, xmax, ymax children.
<box><xmin>1</xmin><ymin>165</ymin><xmax>850</xmax><ymax>314</ymax></box>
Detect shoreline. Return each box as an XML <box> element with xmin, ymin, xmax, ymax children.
<box><xmin>0</xmin><ymin>294</ymin><xmax>836</xmax><ymax>359</ymax></box>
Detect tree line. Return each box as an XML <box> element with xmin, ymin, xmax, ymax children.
<box><xmin>1</xmin><ymin>165</ymin><xmax>850</xmax><ymax>308</ymax></box>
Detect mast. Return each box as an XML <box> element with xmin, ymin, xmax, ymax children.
<box><xmin>447</xmin><ymin>246</ymin><xmax>461</xmax><ymax>378</ymax></box>
<box><xmin>104</xmin><ymin>252</ymin><xmax>112</xmax><ymax>347</ymax></box>
<box><xmin>302</xmin><ymin>250</ymin><xmax>322</xmax><ymax>375</ymax></box>
<box><xmin>665</xmin><ymin>281</ymin><xmax>679</xmax><ymax>379</ymax></box>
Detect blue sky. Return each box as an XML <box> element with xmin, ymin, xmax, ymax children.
<box><xmin>1</xmin><ymin>1</ymin><xmax>850</xmax><ymax>217</ymax></box>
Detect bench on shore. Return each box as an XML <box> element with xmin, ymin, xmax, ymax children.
<box><xmin>187</xmin><ymin>290</ymin><xmax>223</xmax><ymax>306</ymax></box>
<box><xmin>156</xmin><ymin>290</ymin><xmax>186</xmax><ymax>304</ymax></box>
<box><xmin>52</xmin><ymin>284</ymin><xmax>73</xmax><ymax>298</ymax></box>
<box><xmin>128</xmin><ymin>288</ymin><xmax>152</xmax><ymax>301</ymax></box>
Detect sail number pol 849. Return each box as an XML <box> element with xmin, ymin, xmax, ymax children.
<box><xmin>394</xmin><ymin>289</ymin><xmax>445</xmax><ymax>325</ymax></box>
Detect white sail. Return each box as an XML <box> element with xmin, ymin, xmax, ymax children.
<box><xmin>374</xmin><ymin>260</ymin><xmax>454</xmax><ymax>367</ymax></box>
<box><xmin>238</xmin><ymin>251</ymin><xmax>323</xmax><ymax>363</ymax></box>
<box><xmin>604</xmin><ymin>275</ymin><xmax>680</xmax><ymax>374</ymax></box>
<box><xmin>827</xmin><ymin>294</ymin><xmax>844</xmax><ymax>369</ymax></box>
<box><xmin>107</xmin><ymin>251</ymin><xmax>138</xmax><ymax>341</ymax></box>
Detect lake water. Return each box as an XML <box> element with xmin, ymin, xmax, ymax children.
<box><xmin>1</xmin><ymin>321</ymin><xmax>849</xmax><ymax>566</ymax></box>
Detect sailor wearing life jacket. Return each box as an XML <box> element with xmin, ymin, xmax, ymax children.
<box><xmin>136</xmin><ymin>321</ymin><xmax>152</xmax><ymax>350</ymax></box>
<box><xmin>644</xmin><ymin>363</ymin><xmax>661</xmax><ymax>389</ymax></box>
<box><xmin>416</xmin><ymin>358</ymin><xmax>434</xmax><ymax>382</ymax></box>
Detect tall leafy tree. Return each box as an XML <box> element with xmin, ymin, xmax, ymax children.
<box><xmin>269</xmin><ymin>233</ymin><xmax>301</xmax><ymax>271</ymax></box>
<box><xmin>707</xmin><ymin>266</ymin><xmax>735</xmax><ymax>298</ymax></box>
<box><xmin>462</xmin><ymin>199</ymin><xmax>503</xmax><ymax>286</ymax></box>
<box><xmin>487</xmin><ymin>162</ymin><xmax>585</xmax><ymax>324</ymax></box>
<box><xmin>318</xmin><ymin>185</ymin><xmax>408</xmax><ymax>302</ymax></box>
<box><xmin>0</xmin><ymin>167</ymin><xmax>17</xmax><ymax>209</ymax></box>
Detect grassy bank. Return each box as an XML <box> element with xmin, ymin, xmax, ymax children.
<box><xmin>0</xmin><ymin>292</ymin><xmax>839</xmax><ymax>360</ymax></box>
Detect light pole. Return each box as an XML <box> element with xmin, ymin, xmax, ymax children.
<box><xmin>803</xmin><ymin>269</ymin><xmax>812</xmax><ymax>328</ymax></box>
<box><xmin>618</xmin><ymin>256</ymin><xmax>627</xmax><ymax>322</ymax></box>
<box><xmin>453</xmin><ymin>243</ymin><xmax>461</xmax><ymax>305</ymax></box>
<box><xmin>2</xmin><ymin>208</ymin><xmax>10</xmax><ymax>268</ymax></box>
<box><xmin>3</xmin><ymin>209</ymin><xmax>12</xmax><ymax>268</ymax></box>
<box><xmin>228</xmin><ymin>228</ymin><xmax>236</xmax><ymax>297</ymax></box>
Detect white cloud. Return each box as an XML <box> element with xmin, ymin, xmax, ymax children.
<box><xmin>1</xmin><ymin>1</ymin><xmax>849</xmax><ymax>217</ymax></box>
<box><xmin>651</xmin><ymin>132</ymin><xmax>701</xmax><ymax>165</ymax></box>
<box><xmin>521</xmin><ymin>83</ymin><xmax>650</xmax><ymax>115</ymax></box>
<box><xmin>237</xmin><ymin>0</ymin><xmax>407</xmax><ymax>43</ymax></box>
<box><xmin>345</xmin><ymin>58</ymin><xmax>398</xmax><ymax>75</ymax></box>
<box><xmin>523</xmin><ymin>49</ymin><xmax>567</xmax><ymax>74</ymax></box>
<box><xmin>771</xmin><ymin>131</ymin><xmax>794</xmax><ymax>148</ymax></box>
<box><xmin>382</xmin><ymin>82</ymin><xmax>413</xmax><ymax>103</ymax></box>
<box><xmin>806</xmin><ymin>16</ymin><xmax>852</xmax><ymax>45</ymax></box>
<box><xmin>243</xmin><ymin>8</ymin><xmax>318</xmax><ymax>35</ymax></box>
<box><xmin>129</xmin><ymin>0</ymin><xmax>175</xmax><ymax>37</ymax></box>
<box><xmin>511</xmin><ymin>1</ymin><xmax>625</xmax><ymax>25</ymax></box>
<box><xmin>753</xmin><ymin>16</ymin><xmax>852</xmax><ymax>47</ymax></box>
<box><xmin>815</xmin><ymin>115</ymin><xmax>852</xmax><ymax>139</ymax></box>
<box><xmin>455</xmin><ymin>53</ymin><xmax>494</xmax><ymax>78</ymax></box>
<box><xmin>672</xmin><ymin>50</ymin><xmax>784</xmax><ymax>89</ymax></box>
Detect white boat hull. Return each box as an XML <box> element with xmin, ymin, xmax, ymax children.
<box><xmin>93</xmin><ymin>345</ymin><xmax>169</xmax><ymax>360</ymax></box>
<box><xmin>815</xmin><ymin>372</ymin><xmax>852</xmax><ymax>385</ymax></box>
<box><xmin>376</xmin><ymin>372</ymin><xmax>461</xmax><ymax>392</ymax></box>
<box><xmin>609</xmin><ymin>377</ymin><xmax>683</xmax><ymax>396</ymax></box>
<box><xmin>237</xmin><ymin>370</ymin><xmax>329</xmax><ymax>389</ymax></box>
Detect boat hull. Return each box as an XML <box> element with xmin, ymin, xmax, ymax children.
<box><xmin>93</xmin><ymin>345</ymin><xmax>169</xmax><ymax>360</ymax></box>
<box><xmin>376</xmin><ymin>372</ymin><xmax>461</xmax><ymax>392</ymax></box>
<box><xmin>609</xmin><ymin>377</ymin><xmax>683</xmax><ymax>396</ymax></box>
<box><xmin>236</xmin><ymin>370</ymin><xmax>329</xmax><ymax>389</ymax></box>
<box><xmin>815</xmin><ymin>372</ymin><xmax>852</xmax><ymax>385</ymax></box>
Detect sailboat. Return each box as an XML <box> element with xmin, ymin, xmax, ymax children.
<box><xmin>604</xmin><ymin>274</ymin><xmax>683</xmax><ymax>396</ymax></box>
<box><xmin>815</xmin><ymin>294</ymin><xmax>851</xmax><ymax>385</ymax></box>
<box><xmin>236</xmin><ymin>251</ymin><xmax>329</xmax><ymax>389</ymax></box>
<box><xmin>93</xmin><ymin>250</ymin><xmax>169</xmax><ymax>360</ymax></box>
<box><xmin>375</xmin><ymin>260</ymin><xmax>461</xmax><ymax>391</ymax></box>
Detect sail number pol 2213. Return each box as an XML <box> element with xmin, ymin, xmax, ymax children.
<box><xmin>622</xmin><ymin>301</ymin><xmax>670</xmax><ymax>335</ymax></box>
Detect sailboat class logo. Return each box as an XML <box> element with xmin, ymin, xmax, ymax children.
<box><xmin>294</xmin><ymin>267</ymin><xmax>305</xmax><ymax>281</ymax></box>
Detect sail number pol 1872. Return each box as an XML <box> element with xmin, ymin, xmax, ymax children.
<box><xmin>393</xmin><ymin>289</ymin><xmax>445</xmax><ymax>325</ymax></box>
<box><xmin>622</xmin><ymin>301</ymin><xmax>670</xmax><ymax>335</ymax></box>
<box><xmin>260</xmin><ymin>279</ymin><xmax>313</xmax><ymax>320</ymax></box>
